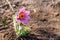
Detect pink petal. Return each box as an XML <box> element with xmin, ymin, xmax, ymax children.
<box><xmin>16</xmin><ymin>7</ymin><xmax>30</xmax><ymax>24</ymax></box>
<box><xmin>20</xmin><ymin>16</ymin><xmax>29</xmax><ymax>24</ymax></box>
<box><xmin>25</xmin><ymin>11</ymin><xmax>30</xmax><ymax>15</ymax></box>
<box><xmin>21</xmin><ymin>19</ymin><xmax>27</xmax><ymax>24</ymax></box>
<box><xmin>18</xmin><ymin>7</ymin><xmax>25</xmax><ymax>14</ymax></box>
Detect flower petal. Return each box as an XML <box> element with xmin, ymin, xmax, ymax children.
<box><xmin>21</xmin><ymin>19</ymin><xmax>27</xmax><ymax>24</ymax></box>
<box><xmin>25</xmin><ymin>11</ymin><xmax>30</xmax><ymax>15</ymax></box>
<box><xmin>16</xmin><ymin>7</ymin><xmax>30</xmax><ymax>24</ymax></box>
<box><xmin>19</xmin><ymin>7</ymin><xmax>25</xmax><ymax>13</ymax></box>
<box><xmin>20</xmin><ymin>17</ymin><xmax>29</xmax><ymax>24</ymax></box>
<box><xmin>25</xmin><ymin>15</ymin><xmax>30</xmax><ymax>20</ymax></box>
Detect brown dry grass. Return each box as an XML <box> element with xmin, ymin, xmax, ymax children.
<box><xmin>0</xmin><ymin>0</ymin><xmax>60</xmax><ymax>40</ymax></box>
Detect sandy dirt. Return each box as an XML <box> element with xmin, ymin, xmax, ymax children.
<box><xmin>0</xmin><ymin>0</ymin><xmax>60</xmax><ymax>40</ymax></box>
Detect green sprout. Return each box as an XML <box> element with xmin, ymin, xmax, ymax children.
<box><xmin>0</xmin><ymin>18</ymin><xmax>6</xmax><ymax>26</ymax></box>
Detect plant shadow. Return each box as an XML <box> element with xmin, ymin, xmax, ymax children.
<box><xmin>17</xmin><ymin>27</ymin><xmax>60</xmax><ymax>40</ymax></box>
<box><xmin>17</xmin><ymin>34</ymin><xmax>40</xmax><ymax>40</ymax></box>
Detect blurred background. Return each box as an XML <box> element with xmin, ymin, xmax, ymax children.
<box><xmin>0</xmin><ymin>0</ymin><xmax>60</xmax><ymax>40</ymax></box>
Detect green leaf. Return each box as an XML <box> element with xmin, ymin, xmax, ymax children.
<box><xmin>1</xmin><ymin>18</ymin><xmax>6</xmax><ymax>25</ymax></box>
<box><xmin>24</xmin><ymin>26</ymin><xmax>31</xmax><ymax>31</ymax></box>
<box><xmin>20</xmin><ymin>29</ymin><xmax>28</xmax><ymax>36</ymax></box>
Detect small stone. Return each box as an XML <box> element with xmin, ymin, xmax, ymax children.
<box><xmin>0</xmin><ymin>9</ymin><xmax>5</xmax><ymax>13</ymax></box>
<box><xmin>0</xmin><ymin>23</ymin><xmax>3</xmax><ymax>26</ymax></box>
<box><xmin>12</xmin><ymin>4</ymin><xmax>15</xmax><ymax>7</ymax></box>
<box><xmin>33</xmin><ymin>9</ymin><xmax>36</xmax><ymax>13</ymax></box>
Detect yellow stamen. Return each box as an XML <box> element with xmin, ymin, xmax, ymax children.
<box><xmin>19</xmin><ymin>13</ymin><xmax>24</xmax><ymax>19</ymax></box>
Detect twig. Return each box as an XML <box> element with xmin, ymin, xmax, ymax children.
<box><xmin>6</xmin><ymin>0</ymin><xmax>14</xmax><ymax>12</ymax></box>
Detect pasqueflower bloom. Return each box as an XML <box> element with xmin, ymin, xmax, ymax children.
<box><xmin>16</xmin><ymin>7</ymin><xmax>30</xmax><ymax>24</ymax></box>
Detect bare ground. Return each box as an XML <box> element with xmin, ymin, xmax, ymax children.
<box><xmin>0</xmin><ymin>0</ymin><xmax>60</xmax><ymax>40</ymax></box>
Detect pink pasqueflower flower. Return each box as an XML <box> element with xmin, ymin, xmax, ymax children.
<box><xmin>16</xmin><ymin>7</ymin><xmax>30</xmax><ymax>24</ymax></box>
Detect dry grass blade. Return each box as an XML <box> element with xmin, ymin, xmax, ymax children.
<box><xmin>6</xmin><ymin>0</ymin><xmax>14</xmax><ymax>12</ymax></box>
